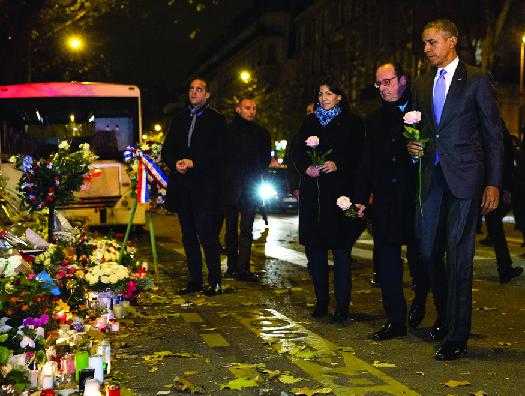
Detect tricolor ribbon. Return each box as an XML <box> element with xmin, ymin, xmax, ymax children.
<box><xmin>124</xmin><ymin>145</ymin><xmax>168</xmax><ymax>203</ymax></box>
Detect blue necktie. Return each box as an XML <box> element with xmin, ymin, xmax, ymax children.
<box><xmin>433</xmin><ymin>69</ymin><xmax>446</xmax><ymax>164</ymax></box>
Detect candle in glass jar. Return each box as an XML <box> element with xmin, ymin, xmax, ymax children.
<box><xmin>75</xmin><ymin>351</ymin><xmax>89</xmax><ymax>381</ymax></box>
<box><xmin>79</xmin><ymin>368</ymin><xmax>95</xmax><ymax>392</ymax></box>
<box><xmin>89</xmin><ymin>354</ymin><xmax>104</xmax><ymax>383</ymax></box>
<box><xmin>42</xmin><ymin>374</ymin><xmax>54</xmax><ymax>389</ymax></box>
<box><xmin>42</xmin><ymin>361</ymin><xmax>57</xmax><ymax>376</ymax></box>
<box><xmin>110</xmin><ymin>321</ymin><xmax>119</xmax><ymax>332</ymax></box>
<box><xmin>84</xmin><ymin>378</ymin><xmax>101</xmax><ymax>394</ymax></box>
<box><xmin>61</xmin><ymin>353</ymin><xmax>75</xmax><ymax>381</ymax></box>
<box><xmin>29</xmin><ymin>369</ymin><xmax>39</xmax><ymax>389</ymax></box>
<box><xmin>112</xmin><ymin>304</ymin><xmax>123</xmax><ymax>319</ymax></box>
<box><xmin>105</xmin><ymin>383</ymin><xmax>121</xmax><ymax>396</ymax></box>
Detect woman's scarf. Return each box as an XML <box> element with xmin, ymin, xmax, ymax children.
<box><xmin>314</xmin><ymin>104</ymin><xmax>341</xmax><ymax>126</ymax></box>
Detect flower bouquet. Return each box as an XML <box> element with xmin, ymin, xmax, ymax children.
<box><xmin>336</xmin><ymin>196</ymin><xmax>366</xmax><ymax>219</ymax></box>
<box><xmin>85</xmin><ymin>261</ymin><xmax>130</xmax><ymax>294</ymax></box>
<box><xmin>402</xmin><ymin>111</ymin><xmax>430</xmax><ymax>215</ymax></box>
<box><xmin>11</xmin><ymin>141</ymin><xmax>98</xmax><ymax>241</ymax></box>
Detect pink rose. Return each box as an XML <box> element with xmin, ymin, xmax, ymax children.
<box><xmin>403</xmin><ymin>111</ymin><xmax>421</xmax><ymax>125</ymax></box>
<box><xmin>305</xmin><ymin>136</ymin><xmax>320</xmax><ymax>148</ymax></box>
<box><xmin>336</xmin><ymin>196</ymin><xmax>352</xmax><ymax>211</ymax></box>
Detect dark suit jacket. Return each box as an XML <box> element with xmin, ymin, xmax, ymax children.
<box><xmin>161</xmin><ymin>105</ymin><xmax>227</xmax><ymax>213</ymax></box>
<box><xmin>414</xmin><ymin>61</ymin><xmax>503</xmax><ymax>200</ymax></box>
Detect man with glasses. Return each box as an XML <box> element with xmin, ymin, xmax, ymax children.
<box><xmin>356</xmin><ymin>63</ymin><xmax>429</xmax><ymax>340</ymax></box>
<box><xmin>407</xmin><ymin>19</ymin><xmax>503</xmax><ymax>360</ymax></box>
<box><xmin>162</xmin><ymin>78</ymin><xmax>227</xmax><ymax>296</ymax></box>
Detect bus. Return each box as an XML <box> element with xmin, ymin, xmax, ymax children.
<box><xmin>0</xmin><ymin>82</ymin><xmax>145</xmax><ymax>227</ymax></box>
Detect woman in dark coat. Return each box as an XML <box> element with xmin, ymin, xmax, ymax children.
<box><xmin>291</xmin><ymin>77</ymin><xmax>365</xmax><ymax>322</ymax></box>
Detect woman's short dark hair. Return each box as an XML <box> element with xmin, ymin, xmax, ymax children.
<box><xmin>315</xmin><ymin>76</ymin><xmax>349</xmax><ymax>113</ymax></box>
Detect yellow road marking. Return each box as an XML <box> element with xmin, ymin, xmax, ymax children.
<box><xmin>233</xmin><ymin>309</ymin><xmax>419</xmax><ymax>396</ymax></box>
<box><xmin>180</xmin><ymin>313</ymin><xmax>203</xmax><ymax>323</ymax></box>
<box><xmin>200</xmin><ymin>333</ymin><xmax>229</xmax><ymax>347</ymax></box>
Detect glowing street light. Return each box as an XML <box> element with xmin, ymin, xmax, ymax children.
<box><xmin>67</xmin><ymin>36</ymin><xmax>83</xmax><ymax>51</ymax></box>
<box><xmin>520</xmin><ymin>35</ymin><xmax>525</xmax><ymax>94</ymax></box>
<box><xmin>153</xmin><ymin>124</ymin><xmax>162</xmax><ymax>132</ymax></box>
<box><xmin>239</xmin><ymin>70</ymin><xmax>251</xmax><ymax>84</ymax></box>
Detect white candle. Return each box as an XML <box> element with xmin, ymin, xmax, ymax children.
<box><xmin>113</xmin><ymin>304</ymin><xmax>123</xmax><ymax>319</ymax></box>
<box><xmin>42</xmin><ymin>374</ymin><xmax>54</xmax><ymax>389</ymax></box>
<box><xmin>42</xmin><ymin>361</ymin><xmax>55</xmax><ymax>376</ymax></box>
<box><xmin>29</xmin><ymin>370</ymin><xmax>38</xmax><ymax>389</ymax></box>
<box><xmin>88</xmin><ymin>354</ymin><xmax>104</xmax><ymax>383</ymax></box>
<box><xmin>111</xmin><ymin>321</ymin><xmax>120</xmax><ymax>332</ymax></box>
<box><xmin>84</xmin><ymin>378</ymin><xmax>101</xmax><ymax>393</ymax></box>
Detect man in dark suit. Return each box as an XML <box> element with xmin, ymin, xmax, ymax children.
<box><xmin>408</xmin><ymin>19</ymin><xmax>503</xmax><ymax>360</ymax></box>
<box><xmin>161</xmin><ymin>78</ymin><xmax>227</xmax><ymax>296</ymax></box>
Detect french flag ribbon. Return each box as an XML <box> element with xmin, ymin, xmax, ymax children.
<box><xmin>124</xmin><ymin>145</ymin><xmax>168</xmax><ymax>203</ymax></box>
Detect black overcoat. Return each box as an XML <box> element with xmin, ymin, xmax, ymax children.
<box><xmin>355</xmin><ymin>99</ymin><xmax>417</xmax><ymax>247</ymax></box>
<box><xmin>161</xmin><ymin>106</ymin><xmax>227</xmax><ymax>213</ymax></box>
<box><xmin>223</xmin><ymin>115</ymin><xmax>271</xmax><ymax>206</ymax></box>
<box><xmin>291</xmin><ymin>112</ymin><xmax>365</xmax><ymax>248</ymax></box>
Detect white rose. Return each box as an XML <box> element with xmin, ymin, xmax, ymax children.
<box><xmin>336</xmin><ymin>196</ymin><xmax>352</xmax><ymax>211</ymax></box>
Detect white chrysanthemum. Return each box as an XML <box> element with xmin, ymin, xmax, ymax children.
<box><xmin>58</xmin><ymin>141</ymin><xmax>70</xmax><ymax>150</ymax></box>
<box><xmin>100</xmin><ymin>275</ymin><xmax>110</xmax><ymax>284</ymax></box>
<box><xmin>108</xmin><ymin>274</ymin><xmax>119</xmax><ymax>284</ymax></box>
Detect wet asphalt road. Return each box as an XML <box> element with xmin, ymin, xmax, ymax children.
<box><xmin>110</xmin><ymin>212</ymin><xmax>525</xmax><ymax>396</ymax></box>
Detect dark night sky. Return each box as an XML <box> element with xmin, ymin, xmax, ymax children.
<box><xmin>96</xmin><ymin>0</ymin><xmax>255</xmax><ymax>91</ymax></box>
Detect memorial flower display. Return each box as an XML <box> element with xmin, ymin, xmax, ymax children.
<box><xmin>85</xmin><ymin>262</ymin><xmax>130</xmax><ymax>293</ymax></box>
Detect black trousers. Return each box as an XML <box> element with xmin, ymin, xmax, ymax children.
<box><xmin>224</xmin><ymin>197</ymin><xmax>257</xmax><ymax>273</ymax></box>
<box><xmin>406</xmin><ymin>241</ymin><xmax>431</xmax><ymax>306</ymax></box>
<box><xmin>375</xmin><ymin>244</ymin><xmax>406</xmax><ymax>324</ymax></box>
<box><xmin>177</xmin><ymin>202</ymin><xmax>221</xmax><ymax>287</ymax></box>
<box><xmin>309</xmin><ymin>246</ymin><xmax>352</xmax><ymax>304</ymax></box>
<box><xmin>416</xmin><ymin>165</ymin><xmax>479</xmax><ymax>343</ymax></box>
<box><xmin>485</xmin><ymin>200</ymin><xmax>513</xmax><ymax>271</ymax></box>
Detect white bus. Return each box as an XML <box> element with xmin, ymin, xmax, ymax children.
<box><xmin>0</xmin><ymin>82</ymin><xmax>145</xmax><ymax>227</ymax></box>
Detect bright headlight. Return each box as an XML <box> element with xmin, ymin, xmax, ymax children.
<box><xmin>259</xmin><ymin>183</ymin><xmax>277</xmax><ymax>199</ymax></box>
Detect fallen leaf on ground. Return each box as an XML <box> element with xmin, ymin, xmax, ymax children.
<box><xmin>497</xmin><ymin>342</ymin><xmax>511</xmax><ymax>346</ymax></box>
<box><xmin>149</xmin><ymin>366</ymin><xmax>159</xmax><ymax>372</ymax></box>
<box><xmin>470</xmin><ymin>391</ymin><xmax>488</xmax><ymax>396</ymax></box>
<box><xmin>290</xmin><ymin>387</ymin><xmax>333</xmax><ymax>395</ymax></box>
<box><xmin>372</xmin><ymin>361</ymin><xmax>396</xmax><ymax>368</ymax></box>
<box><xmin>477</xmin><ymin>306</ymin><xmax>497</xmax><ymax>311</ymax></box>
<box><xmin>261</xmin><ymin>369</ymin><xmax>281</xmax><ymax>379</ymax></box>
<box><xmin>278</xmin><ymin>374</ymin><xmax>303</xmax><ymax>384</ymax></box>
<box><xmin>354</xmin><ymin>289</ymin><xmax>372</xmax><ymax>294</ymax></box>
<box><xmin>337</xmin><ymin>346</ymin><xmax>355</xmax><ymax>353</ymax></box>
<box><xmin>416</xmin><ymin>372</ymin><xmax>424</xmax><ymax>376</ymax></box>
<box><xmin>183</xmin><ymin>371</ymin><xmax>198</xmax><ymax>376</ymax></box>
<box><xmin>174</xmin><ymin>376</ymin><xmax>203</xmax><ymax>393</ymax></box>
<box><xmin>442</xmin><ymin>380</ymin><xmax>471</xmax><ymax>387</ymax></box>
<box><xmin>220</xmin><ymin>377</ymin><xmax>259</xmax><ymax>390</ymax></box>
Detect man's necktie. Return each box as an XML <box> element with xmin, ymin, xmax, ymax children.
<box><xmin>433</xmin><ymin>69</ymin><xmax>447</xmax><ymax>164</ymax></box>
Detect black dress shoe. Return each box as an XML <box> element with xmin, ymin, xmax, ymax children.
<box><xmin>311</xmin><ymin>302</ymin><xmax>328</xmax><ymax>318</ymax></box>
<box><xmin>223</xmin><ymin>268</ymin><xmax>238</xmax><ymax>278</ymax></box>
<box><xmin>408</xmin><ymin>301</ymin><xmax>426</xmax><ymax>328</ymax></box>
<box><xmin>434</xmin><ymin>341</ymin><xmax>467</xmax><ymax>361</ymax></box>
<box><xmin>370</xmin><ymin>322</ymin><xmax>407</xmax><ymax>340</ymax></box>
<box><xmin>479</xmin><ymin>237</ymin><xmax>493</xmax><ymax>246</ymax></box>
<box><xmin>235</xmin><ymin>271</ymin><xmax>259</xmax><ymax>282</ymax></box>
<box><xmin>203</xmin><ymin>283</ymin><xmax>222</xmax><ymax>296</ymax></box>
<box><xmin>499</xmin><ymin>266</ymin><xmax>523</xmax><ymax>283</ymax></box>
<box><xmin>178</xmin><ymin>283</ymin><xmax>203</xmax><ymax>295</ymax></box>
<box><xmin>330</xmin><ymin>303</ymin><xmax>349</xmax><ymax>323</ymax></box>
<box><xmin>429</xmin><ymin>319</ymin><xmax>447</xmax><ymax>341</ymax></box>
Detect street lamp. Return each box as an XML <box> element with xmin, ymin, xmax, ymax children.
<box><xmin>520</xmin><ymin>35</ymin><xmax>525</xmax><ymax>95</ymax></box>
<box><xmin>67</xmin><ymin>35</ymin><xmax>83</xmax><ymax>51</ymax></box>
<box><xmin>153</xmin><ymin>124</ymin><xmax>162</xmax><ymax>132</ymax></box>
<box><xmin>239</xmin><ymin>70</ymin><xmax>251</xmax><ymax>84</ymax></box>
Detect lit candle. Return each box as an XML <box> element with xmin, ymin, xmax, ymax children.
<box><xmin>74</xmin><ymin>351</ymin><xmax>89</xmax><ymax>381</ymax></box>
<box><xmin>61</xmin><ymin>353</ymin><xmax>75</xmax><ymax>382</ymax></box>
<box><xmin>89</xmin><ymin>354</ymin><xmax>104</xmax><ymax>383</ymax></box>
<box><xmin>42</xmin><ymin>361</ymin><xmax>56</xmax><ymax>376</ymax></box>
<box><xmin>29</xmin><ymin>369</ymin><xmax>39</xmax><ymax>389</ymax></box>
<box><xmin>110</xmin><ymin>321</ymin><xmax>120</xmax><ymax>332</ymax></box>
<box><xmin>84</xmin><ymin>378</ymin><xmax>101</xmax><ymax>393</ymax></box>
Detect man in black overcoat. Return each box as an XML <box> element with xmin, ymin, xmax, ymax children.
<box><xmin>223</xmin><ymin>98</ymin><xmax>271</xmax><ymax>281</ymax></box>
<box><xmin>408</xmin><ymin>19</ymin><xmax>503</xmax><ymax>360</ymax></box>
<box><xmin>356</xmin><ymin>63</ymin><xmax>429</xmax><ymax>340</ymax></box>
<box><xmin>161</xmin><ymin>78</ymin><xmax>227</xmax><ymax>296</ymax></box>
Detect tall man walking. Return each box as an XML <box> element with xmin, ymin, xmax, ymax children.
<box><xmin>162</xmin><ymin>78</ymin><xmax>227</xmax><ymax>296</ymax></box>
<box><xmin>408</xmin><ymin>19</ymin><xmax>503</xmax><ymax>360</ymax></box>
<box><xmin>223</xmin><ymin>98</ymin><xmax>271</xmax><ymax>281</ymax></box>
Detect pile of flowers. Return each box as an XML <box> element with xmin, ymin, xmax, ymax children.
<box><xmin>85</xmin><ymin>261</ymin><xmax>130</xmax><ymax>293</ymax></box>
<box><xmin>10</xmin><ymin>141</ymin><xmax>98</xmax><ymax>211</ymax></box>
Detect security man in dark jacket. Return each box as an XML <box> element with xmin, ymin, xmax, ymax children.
<box><xmin>161</xmin><ymin>78</ymin><xmax>227</xmax><ymax>296</ymax></box>
<box><xmin>223</xmin><ymin>98</ymin><xmax>271</xmax><ymax>281</ymax></box>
